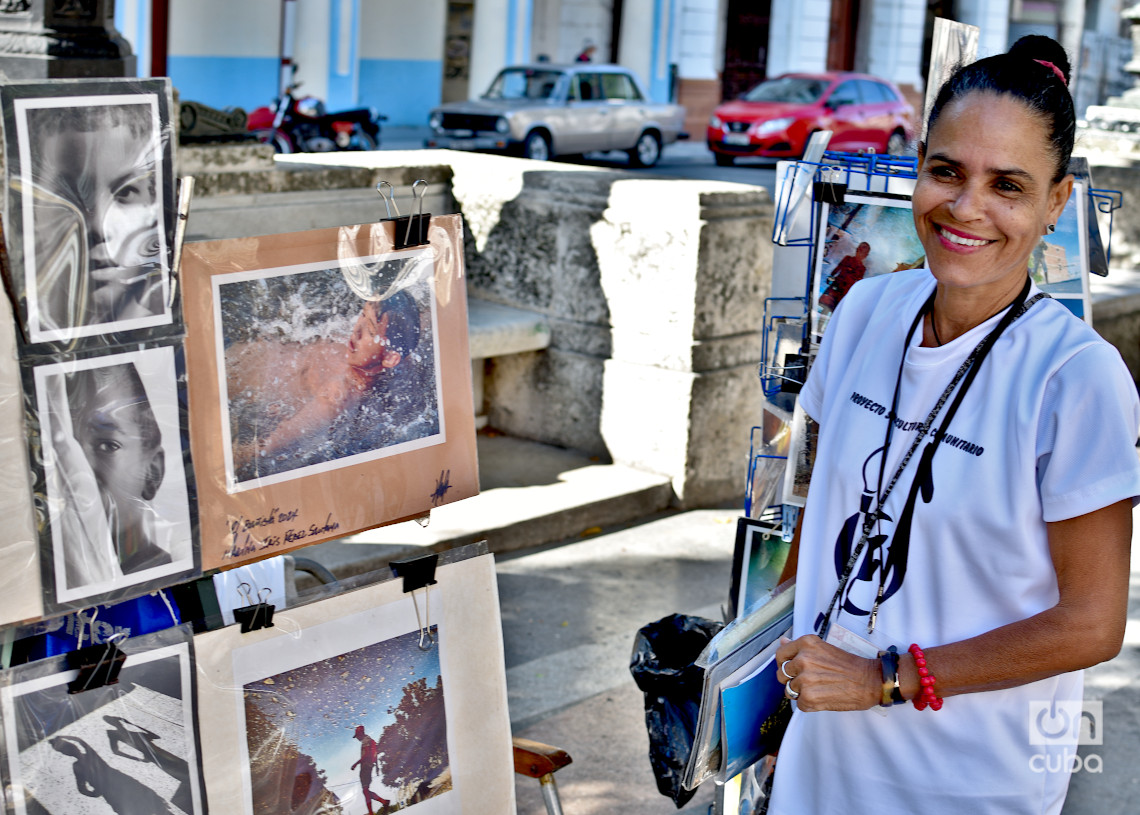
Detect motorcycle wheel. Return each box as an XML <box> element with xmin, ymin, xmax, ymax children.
<box><xmin>252</xmin><ymin>128</ymin><xmax>294</xmax><ymax>154</ymax></box>
<box><xmin>353</xmin><ymin>126</ymin><xmax>378</xmax><ymax>151</ymax></box>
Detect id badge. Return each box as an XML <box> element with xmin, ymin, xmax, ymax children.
<box><xmin>825</xmin><ymin>622</ymin><xmax>889</xmax><ymax>716</ymax></box>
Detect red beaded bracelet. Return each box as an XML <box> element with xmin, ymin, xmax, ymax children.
<box><xmin>908</xmin><ymin>643</ymin><xmax>943</xmax><ymax>711</ymax></box>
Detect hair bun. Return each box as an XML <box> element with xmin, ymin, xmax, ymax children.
<box><xmin>1008</xmin><ymin>34</ymin><xmax>1071</xmax><ymax>85</ymax></box>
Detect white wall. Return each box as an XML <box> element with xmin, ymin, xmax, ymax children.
<box><xmin>294</xmin><ymin>0</ymin><xmax>332</xmax><ymax>101</ymax></box>
<box><xmin>767</xmin><ymin>0</ymin><xmax>831</xmax><ymax>75</ymax></box>
<box><xmin>955</xmin><ymin>0</ymin><xmax>1009</xmax><ymax>57</ymax></box>
<box><xmin>169</xmin><ymin>0</ymin><xmax>280</xmax><ymax>56</ymax></box>
<box><xmin>558</xmin><ymin>0</ymin><xmax>612</xmax><ymax>62</ymax></box>
<box><xmin>360</xmin><ymin>0</ymin><xmax>446</xmax><ymax>60</ymax></box>
<box><xmin>620</xmin><ymin>0</ymin><xmax>655</xmax><ymax>86</ymax></box>
<box><xmin>531</xmin><ymin>0</ymin><xmax>561</xmax><ymax>61</ymax></box>
<box><xmin>677</xmin><ymin>0</ymin><xmax>719</xmax><ymax>80</ymax></box>
<box><xmin>471</xmin><ymin>0</ymin><xmax>511</xmax><ymax>94</ymax></box>
<box><xmin>859</xmin><ymin>0</ymin><xmax>925</xmax><ymax>89</ymax></box>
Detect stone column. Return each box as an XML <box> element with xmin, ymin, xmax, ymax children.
<box><xmin>0</xmin><ymin>0</ymin><xmax>135</xmax><ymax>79</ymax></box>
<box><xmin>451</xmin><ymin>154</ymin><xmax>773</xmax><ymax>507</ymax></box>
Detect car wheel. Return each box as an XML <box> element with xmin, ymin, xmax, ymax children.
<box><xmin>628</xmin><ymin>131</ymin><xmax>662</xmax><ymax>168</ymax></box>
<box><xmin>714</xmin><ymin>153</ymin><xmax>735</xmax><ymax>167</ymax></box>
<box><xmin>523</xmin><ymin>131</ymin><xmax>552</xmax><ymax>161</ymax></box>
<box><xmin>886</xmin><ymin>131</ymin><xmax>907</xmax><ymax>156</ymax></box>
<box><xmin>252</xmin><ymin>128</ymin><xmax>294</xmax><ymax>154</ymax></box>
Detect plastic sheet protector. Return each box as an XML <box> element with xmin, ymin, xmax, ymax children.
<box><xmin>182</xmin><ymin>215</ymin><xmax>478</xmax><ymax>570</ymax></box>
<box><xmin>195</xmin><ymin>552</ymin><xmax>514</xmax><ymax>815</ymax></box>
<box><xmin>0</xmin><ymin>625</ymin><xmax>205</xmax><ymax>815</ymax></box>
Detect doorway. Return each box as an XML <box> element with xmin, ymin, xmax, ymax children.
<box><xmin>721</xmin><ymin>0</ymin><xmax>771</xmax><ymax>101</ymax></box>
<box><xmin>442</xmin><ymin>0</ymin><xmax>474</xmax><ymax>102</ymax></box>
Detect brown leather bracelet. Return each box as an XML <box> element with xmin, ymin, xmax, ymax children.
<box><xmin>878</xmin><ymin>645</ymin><xmax>905</xmax><ymax>707</ymax></box>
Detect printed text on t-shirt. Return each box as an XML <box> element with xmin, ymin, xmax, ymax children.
<box><xmin>848</xmin><ymin>391</ymin><xmax>984</xmax><ymax>456</ymax></box>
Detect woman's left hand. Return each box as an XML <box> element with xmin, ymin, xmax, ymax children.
<box><xmin>775</xmin><ymin>635</ymin><xmax>881</xmax><ymax>712</ymax></box>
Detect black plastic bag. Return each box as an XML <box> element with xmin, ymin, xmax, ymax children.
<box><xmin>630</xmin><ymin>613</ymin><xmax>724</xmax><ymax>808</ymax></box>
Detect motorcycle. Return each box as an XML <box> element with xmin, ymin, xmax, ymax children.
<box><xmin>248</xmin><ymin>71</ymin><xmax>383</xmax><ymax>154</ymax></box>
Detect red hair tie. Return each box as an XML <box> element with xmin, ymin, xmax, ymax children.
<box><xmin>1035</xmin><ymin>59</ymin><xmax>1067</xmax><ymax>86</ymax></box>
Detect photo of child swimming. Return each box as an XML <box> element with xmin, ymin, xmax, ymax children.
<box><xmin>215</xmin><ymin>259</ymin><xmax>443</xmax><ymax>491</ymax></box>
<box><xmin>33</xmin><ymin>346</ymin><xmax>194</xmax><ymax>608</ymax></box>
<box><xmin>2</xmin><ymin>81</ymin><xmax>174</xmax><ymax>345</ymax></box>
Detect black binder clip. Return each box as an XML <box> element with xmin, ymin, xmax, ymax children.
<box><xmin>233</xmin><ymin>583</ymin><xmax>276</xmax><ymax>633</ymax></box>
<box><xmin>67</xmin><ymin>633</ymin><xmax>127</xmax><ymax>694</ymax></box>
<box><xmin>813</xmin><ymin>177</ymin><xmax>847</xmax><ymax>206</ymax></box>
<box><xmin>377</xmin><ymin>179</ymin><xmax>431</xmax><ymax>250</ymax></box>
<box><xmin>391</xmin><ymin>554</ymin><xmax>438</xmax><ymax>650</ymax></box>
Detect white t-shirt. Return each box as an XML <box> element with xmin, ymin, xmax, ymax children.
<box><xmin>769</xmin><ymin>269</ymin><xmax>1140</xmax><ymax>815</ymax></box>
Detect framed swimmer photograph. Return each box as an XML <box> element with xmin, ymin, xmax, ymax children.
<box><xmin>195</xmin><ymin>549</ymin><xmax>513</xmax><ymax>815</ymax></box>
<box><xmin>182</xmin><ymin>218</ymin><xmax>478</xmax><ymax>572</ymax></box>
<box><xmin>24</xmin><ymin>341</ymin><xmax>199</xmax><ymax>614</ymax></box>
<box><xmin>811</xmin><ymin>192</ymin><xmax>926</xmax><ymax>340</ymax></box>
<box><xmin>214</xmin><ymin>253</ymin><xmax>443</xmax><ymax>491</ymax></box>
<box><xmin>0</xmin><ymin>627</ymin><xmax>205</xmax><ymax>815</ymax></box>
<box><xmin>0</xmin><ymin>78</ymin><xmax>178</xmax><ymax>353</ymax></box>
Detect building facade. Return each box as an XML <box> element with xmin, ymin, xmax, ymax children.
<box><xmin>113</xmin><ymin>0</ymin><xmax>1130</xmax><ymax>131</ymax></box>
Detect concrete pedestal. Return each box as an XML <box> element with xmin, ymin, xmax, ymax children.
<box><xmin>0</xmin><ymin>0</ymin><xmax>134</xmax><ymax>79</ymax></box>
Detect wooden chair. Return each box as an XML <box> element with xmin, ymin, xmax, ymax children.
<box><xmin>513</xmin><ymin>737</ymin><xmax>573</xmax><ymax>815</ymax></box>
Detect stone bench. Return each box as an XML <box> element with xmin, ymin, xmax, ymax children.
<box><xmin>467</xmin><ymin>299</ymin><xmax>551</xmax><ymax>428</ymax></box>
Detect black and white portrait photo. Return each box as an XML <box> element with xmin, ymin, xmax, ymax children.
<box><xmin>33</xmin><ymin>345</ymin><xmax>194</xmax><ymax>608</ymax></box>
<box><xmin>1</xmin><ymin>80</ymin><xmax>175</xmax><ymax>345</ymax></box>
<box><xmin>0</xmin><ymin>639</ymin><xmax>204</xmax><ymax>815</ymax></box>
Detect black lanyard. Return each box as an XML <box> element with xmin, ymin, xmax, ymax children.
<box><xmin>818</xmin><ymin>276</ymin><xmax>1047</xmax><ymax>640</ymax></box>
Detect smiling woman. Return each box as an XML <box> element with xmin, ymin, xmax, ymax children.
<box><xmin>766</xmin><ymin>35</ymin><xmax>1140</xmax><ymax>815</ymax></box>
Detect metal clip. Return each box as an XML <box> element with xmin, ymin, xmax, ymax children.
<box><xmin>234</xmin><ymin>582</ymin><xmax>276</xmax><ymax>633</ymax></box>
<box><xmin>67</xmin><ymin>632</ymin><xmax>128</xmax><ymax>694</ymax></box>
<box><xmin>376</xmin><ymin>180</ymin><xmax>400</xmax><ymax>219</ymax></box>
<box><xmin>411</xmin><ymin>588</ymin><xmax>435</xmax><ymax>651</ymax></box>
<box><xmin>404</xmin><ymin>179</ymin><xmax>429</xmax><ymax>248</ymax></box>
<box><xmin>391</xmin><ymin>554</ymin><xmax>439</xmax><ymax>650</ymax></box>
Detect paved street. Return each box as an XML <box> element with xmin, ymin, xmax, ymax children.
<box><xmin>379</xmin><ymin>125</ymin><xmax>779</xmax><ymax>194</ymax></box>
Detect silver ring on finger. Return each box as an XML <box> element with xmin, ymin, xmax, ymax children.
<box><xmin>785</xmin><ymin>681</ymin><xmax>800</xmax><ymax>700</ymax></box>
<box><xmin>780</xmin><ymin>659</ymin><xmax>795</xmax><ymax>680</ymax></box>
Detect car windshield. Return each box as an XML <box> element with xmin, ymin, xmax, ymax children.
<box><xmin>743</xmin><ymin>77</ymin><xmax>827</xmax><ymax>104</ymax></box>
<box><xmin>484</xmin><ymin>68</ymin><xmax>564</xmax><ymax>100</ymax></box>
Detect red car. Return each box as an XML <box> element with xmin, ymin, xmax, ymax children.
<box><xmin>707</xmin><ymin>72</ymin><xmax>915</xmax><ymax>165</ymax></box>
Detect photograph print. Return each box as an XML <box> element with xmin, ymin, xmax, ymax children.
<box><xmin>233</xmin><ymin>598</ymin><xmax>452</xmax><ymax>815</ymax></box>
<box><xmin>31</xmin><ymin>344</ymin><xmax>195</xmax><ymax>610</ymax></box>
<box><xmin>1030</xmin><ymin>180</ymin><xmax>1091</xmax><ymax>323</ymax></box>
<box><xmin>213</xmin><ymin>250</ymin><xmax>443</xmax><ymax>492</ymax></box>
<box><xmin>812</xmin><ymin>193</ymin><xmax>926</xmax><ymax>339</ymax></box>
<box><xmin>0</xmin><ymin>638</ymin><xmax>203</xmax><ymax>815</ymax></box>
<box><xmin>0</xmin><ymin>79</ymin><xmax>175</xmax><ymax>347</ymax></box>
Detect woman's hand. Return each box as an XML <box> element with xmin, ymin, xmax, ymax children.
<box><xmin>775</xmin><ymin>635</ymin><xmax>881</xmax><ymax>712</ymax></box>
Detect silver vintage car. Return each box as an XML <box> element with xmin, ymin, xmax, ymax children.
<box><xmin>426</xmin><ymin>64</ymin><xmax>687</xmax><ymax>168</ymax></box>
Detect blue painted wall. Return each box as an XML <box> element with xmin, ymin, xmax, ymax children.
<box><xmin>358</xmin><ymin>58</ymin><xmax>443</xmax><ymax>127</ymax></box>
<box><xmin>327</xmin><ymin>0</ymin><xmax>361</xmax><ymax>113</ymax></box>
<box><xmin>167</xmin><ymin>56</ymin><xmax>281</xmax><ymax>113</ymax></box>
<box><xmin>648</xmin><ymin>0</ymin><xmax>675</xmax><ymax>104</ymax></box>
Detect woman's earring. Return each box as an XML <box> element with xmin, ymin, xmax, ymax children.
<box><xmin>1047</xmin><ymin>223</ymin><xmax>1056</xmax><ymax>234</ymax></box>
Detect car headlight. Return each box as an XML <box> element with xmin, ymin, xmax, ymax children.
<box><xmin>429</xmin><ymin>111</ymin><xmax>443</xmax><ymax>130</ymax></box>
<box><xmin>496</xmin><ymin>116</ymin><xmax>510</xmax><ymax>134</ymax></box>
<box><xmin>755</xmin><ymin>117</ymin><xmax>794</xmax><ymax>136</ymax></box>
<box><xmin>709</xmin><ymin>114</ymin><xmax>723</xmax><ymax>129</ymax></box>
